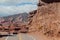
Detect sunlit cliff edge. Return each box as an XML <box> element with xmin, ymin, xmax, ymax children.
<box><xmin>27</xmin><ymin>0</ymin><xmax>60</xmax><ymax>40</ymax></box>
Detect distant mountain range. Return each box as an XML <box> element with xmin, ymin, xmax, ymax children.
<box><xmin>0</xmin><ymin>13</ymin><xmax>29</xmax><ymax>23</ymax></box>
<box><xmin>0</xmin><ymin>13</ymin><xmax>29</xmax><ymax>34</ymax></box>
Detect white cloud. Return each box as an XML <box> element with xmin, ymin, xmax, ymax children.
<box><xmin>0</xmin><ymin>0</ymin><xmax>38</xmax><ymax>17</ymax></box>
<box><xmin>0</xmin><ymin>0</ymin><xmax>38</xmax><ymax>6</ymax></box>
<box><xmin>0</xmin><ymin>4</ymin><xmax>37</xmax><ymax>17</ymax></box>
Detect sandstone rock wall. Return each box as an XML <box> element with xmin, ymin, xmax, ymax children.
<box><xmin>28</xmin><ymin>0</ymin><xmax>60</xmax><ymax>37</ymax></box>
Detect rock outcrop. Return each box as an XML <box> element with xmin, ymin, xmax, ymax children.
<box><xmin>0</xmin><ymin>13</ymin><xmax>29</xmax><ymax>35</ymax></box>
<box><xmin>28</xmin><ymin>0</ymin><xmax>60</xmax><ymax>38</ymax></box>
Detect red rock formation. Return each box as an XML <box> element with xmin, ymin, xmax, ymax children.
<box><xmin>0</xmin><ymin>13</ymin><xmax>29</xmax><ymax>35</ymax></box>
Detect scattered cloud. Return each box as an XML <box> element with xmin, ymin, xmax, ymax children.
<box><xmin>0</xmin><ymin>4</ymin><xmax>37</xmax><ymax>17</ymax></box>
<box><xmin>0</xmin><ymin>0</ymin><xmax>38</xmax><ymax>6</ymax></box>
<box><xmin>0</xmin><ymin>0</ymin><xmax>38</xmax><ymax>17</ymax></box>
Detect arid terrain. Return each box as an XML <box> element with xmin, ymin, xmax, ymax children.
<box><xmin>0</xmin><ymin>0</ymin><xmax>60</xmax><ymax>40</ymax></box>
<box><xmin>27</xmin><ymin>0</ymin><xmax>60</xmax><ymax>40</ymax></box>
<box><xmin>0</xmin><ymin>13</ymin><xmax>29</xmax><ymax>34</ymax></box>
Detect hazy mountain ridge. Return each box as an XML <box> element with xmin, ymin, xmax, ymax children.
<box><xmin>0</xmin><ymin>13</ymin><xmax>28</xmax><ymax>23</ymax></box>
<box><xmin>0</xmin><ymin>13</ymin><xmax>29</xmax><ymax>34</ymax></box>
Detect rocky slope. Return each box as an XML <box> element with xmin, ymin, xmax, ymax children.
<box><xmin>28</xmin><ymin>0</ymin><xmax>60</xmax><ymax>39</ymax></box>
<box><xmin>0</xmin><ymin>13</ymin><xmax>29</xmax><ymax>34</ymax></box>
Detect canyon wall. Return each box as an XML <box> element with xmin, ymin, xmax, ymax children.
<box><xmin>28</xmin><ymin>0</ymin><xmax>60</xmax><ymax>38</ymax></box>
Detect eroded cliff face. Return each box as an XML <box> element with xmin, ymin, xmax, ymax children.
<box><xmin>0</xmin><ymin>13</ymin><xmax>29</xmax><ymax>35</ymax></box>
<box><xmin>28</xmin><ymin>1</ymin><xmax>60</xmax><ymax>38</ymax></box>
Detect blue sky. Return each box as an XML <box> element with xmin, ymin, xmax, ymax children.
<box><xmin>0</xmin><ymin>0</ymin><xmax>38</xmax><ymax>17</ymax></box>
